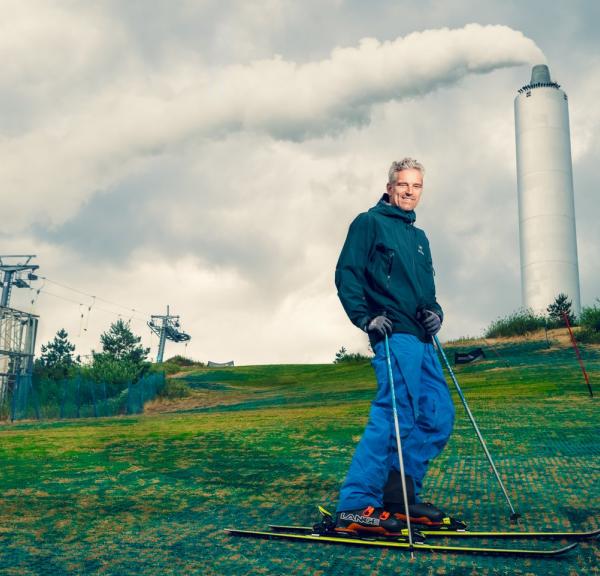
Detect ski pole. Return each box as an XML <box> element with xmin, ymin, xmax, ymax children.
<box><xmin>384</xmin><ymin>333</ymin><xmax>415</xmax><ymax>559</ymax></box>
<box><xmin>433</xmin><ymin>335</ymin><xmax>521</xmax><ymax>522</ymax></box>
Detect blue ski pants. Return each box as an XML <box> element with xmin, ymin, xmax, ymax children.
<box><xmin>337</xmin><ymin>333</ymin><xmax>455</xmax><ymax>512</ymax></box>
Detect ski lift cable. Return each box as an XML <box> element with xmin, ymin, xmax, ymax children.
<box><xmin>38</xmin><ymin>288</ymin><xmax>148</xmax><ymax>324</ymax></box>
<box><xmin>26</xmin><ymin>277</ymin><xmax>186</xmax><ymax>354</ymax></box>
<box><xmin>78</xmin><ymin>303</ymin><xmax>84</xmax><ymax>337</ymax></box>
<box><xmin>83</xmin><ymin>296</ymin><xmax>95</xmax><ymax>332</ymax></box>
<box><xmin>27</xmin><ymin>279</ymin><xmax>46</xmax><ymax>313</ymax></box>
<box><xmin>37</xmin><ymin>275</ymin><xmax>152</xmax><ymax>317</ymax></box>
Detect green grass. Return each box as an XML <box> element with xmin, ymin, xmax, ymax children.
<box><xmin>0</xmin><ymin>340</ymin><xmax>598</xmax><ymax>575</ymax></box>
<box><xmin>484</xmin><ymin>309</ymin><xmax>547</xmax><ymax>338</ymax></box>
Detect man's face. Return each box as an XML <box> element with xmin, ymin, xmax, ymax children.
<box><xmin>386</xmin><ymin>168</ymin><xmax>423</xmax><ymax>211</ymax></box>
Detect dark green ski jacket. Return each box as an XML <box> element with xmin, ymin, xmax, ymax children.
<box><xmin>335</xmin><ymin>197</ymin><xmax>443</xmax><ymax>343</ymax></box>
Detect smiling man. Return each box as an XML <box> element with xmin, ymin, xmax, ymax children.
<box><xmin>333</xmin><ymin>158</ymin><xmax>456</xmax><ymax>536</ymax></box>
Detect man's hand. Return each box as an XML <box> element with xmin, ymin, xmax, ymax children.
<box><xmin>417</xmin><ymin>309</ymin><xmax>442</xmax><ymax>336</ymax></box>
<box><xmin>366</xmin><ymin>315</ymin><xmax>393</xmax><ymax>338</ymax></box>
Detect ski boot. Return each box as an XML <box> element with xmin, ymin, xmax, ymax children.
<box><xmin>383</xmin><ymin>471</ymin><xmax>467</xmax><ymax>531</ymax></box>
<box><xmin>390</xmin><ymin>502</ymin><xmax>467</xmax><ymax>531</ymax></box>
<box><xmin>332</xmin><ymin>505</ymin><xmax>425</xmax><ymax>541</ymax></box>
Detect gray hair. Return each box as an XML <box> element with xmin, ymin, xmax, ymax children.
<box><xmin>388</xmin><ymin>158</ymin><xmax>425</xmax><ymax>184</ymax></box>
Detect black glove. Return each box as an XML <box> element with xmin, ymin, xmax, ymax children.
<box><xmin>365</xmin><ymin>315</ymin><xmax>393</xmax><ymax>338</ymax></box>
<box><xmin>417</xmin><ymin>309</ymin><xmax>442</xmax><ymax>336</ymax></box>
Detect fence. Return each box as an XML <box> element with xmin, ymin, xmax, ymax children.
<box><xmin>0</xmin><ymin>372</ymin><xmax>165</xmax><ymax>422</ymax></box>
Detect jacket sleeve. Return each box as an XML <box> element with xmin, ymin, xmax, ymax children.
<box><xmin>422</xmin><ymin>237</ymin><xmax>444</xmax><ymax>322</ymax></box>
<box><xmin>335</xmin><ymin>213</ymin><xmax>372</xmax><ymax>331</ymax></box>
<box><xmin>427</xmin><ymin>294</ymin><xmax>444</xmax><ymax>323</ymax></box>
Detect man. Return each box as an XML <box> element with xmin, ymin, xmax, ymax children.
<box><xmin>334</xmin><ymin>158</ymin><xmax>455</xmax><ymax>535</ymax></box>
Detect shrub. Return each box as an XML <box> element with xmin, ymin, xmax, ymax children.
<box><xmin>577</xmin><ymin>330</ymin><xmax>600</xmax><ymax>343</ymax></box>
<box><xmin>579</xmin><ymin>301</ymin><xmax>600</xmax><ymax>331</ymax></box>
<box><xmin>164</xmin><ymin>355</ymin><xmax>199</xmax><ymax>367</ymax></box>
<box><xmin>81</xmin><ymin>356</ymin><xmax>149</xmax><ymax>397</ymax></box>
<box><xmin>576</xmin><ymin>301</ymin><xmax>600</xmax><ymax>343</ymax></box>
<box><xmin>484</xmin><ymin>308</ymin><xmax>547</xmax><ymax>338</ymax></box>
<box><xmin>157</xmin><ymin>379</ymin><xmax>191</xmax><ymax>399</ymax></box>
<box><xmin>334</xmin><ymin>347</ymin><xmax>372</xmax><ymax>363</ymax></box>
<box><xmin>152</xmin><ymin>356</ymin><xmax>205</xmax><ymax>375</ymax></box>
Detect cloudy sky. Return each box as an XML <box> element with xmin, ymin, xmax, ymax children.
<box><xmin>2</xmin><ymin>0</ymin><xmax>599</xmax><ymax>364</ymax></box>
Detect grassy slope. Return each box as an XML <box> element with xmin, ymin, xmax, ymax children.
<box><xmin>0</xmin><ymin>339</ymin><xmax>598</xmax><ymax>575</ymax></box>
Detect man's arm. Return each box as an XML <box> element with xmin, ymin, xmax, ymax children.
<box><xmin>335</xmin><ymin>213</ymin><xmax>372</xmax><ymax>331</ymax></box>
<box><xmin>421</xmin><ymin>236</ymin><xmax>444</xmax><ymax>325</ymax></box>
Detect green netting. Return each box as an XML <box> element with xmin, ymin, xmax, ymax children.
<box><xmin>7</xmin><ymin>374</ymin><xmax>40</xmax><ymax>421</ymax></box>
<box><xmin>1</xmin><ymin>372</ymin><xmax>165</xmax><ymax>421</ymax></box>
<box><xmin>126</xmin><ymin>373</ymin><xmax>166</xmax><ymax>415</ymax></box>
<box><xmin>0</xmin><ymin>340</ymin><xmax>597</xmax><ymax>574</ymax></box>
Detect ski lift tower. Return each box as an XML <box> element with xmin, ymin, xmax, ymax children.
<box><xmin>147</xmin><ymin>305</ymin><xmax>191</xmax><ymax>363</ymax></box>
<box><xmin>0</xmin><ymin>256</ymin><xmax>40</xmax><ymax>415</ymax></box>
<box><xmin>1</xmin><ymin>255</ymin><xmax>39</xmax><ymax>308</ymax></box>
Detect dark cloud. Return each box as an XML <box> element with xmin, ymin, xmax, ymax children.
<box><xmin>4</xmin><ymin>2</ymin><xmax>599</xmax><ymax>363</ymax></box>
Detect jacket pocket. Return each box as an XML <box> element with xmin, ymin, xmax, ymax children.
<box><xmin>372</xmin><ymin>243</ymin><xmax>395</xmax><ymax>288</ymax></box>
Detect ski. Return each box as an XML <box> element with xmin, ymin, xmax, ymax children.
<box><xmin>225</xmin><ymin>528</ymin><xmax>578</xmax><ymax>557</ymax></box>
<box><xmin>268</xmin><ymin>523</ymin><xmax>600</xmax><ymax>541</ymax></box>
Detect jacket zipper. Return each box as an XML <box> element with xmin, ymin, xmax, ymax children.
<box><xmin>387</xmin><ymin>252</ymin><xmax>394</xmax><ymax>287</ymax></box>
<box><xmin>409</xmin><ymin>223</ymin><xmax>424</xmax><ymax>308</ymax></box>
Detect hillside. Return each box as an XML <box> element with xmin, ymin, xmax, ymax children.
<box><xmin>0</xmin><ymin>336</ymin><xmax>598</xmax><ymax>575</ymax></box>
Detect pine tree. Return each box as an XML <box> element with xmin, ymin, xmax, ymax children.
<box><xmin>90</xmin><ymin>320</ymin><xmax>150</xmax><ymax>391</ymax></box>
<box><xmin>547</xmin><ymin>293</ymin><xmax>575</xmax><ymax>326</ymax></box>
<box><xmin>39</xmin><ymin>328</ymin><xmax>78</xmax><ymax>379</ymax></box>
<box><xmin>334</xmin><ymin>347</ymin><xmax>348</xmax><ymax>363</ymax></box>
<box><xmin>98</xmin><ymin>319</ymin><xmax>150</xmax><ymax>364</ymax></box>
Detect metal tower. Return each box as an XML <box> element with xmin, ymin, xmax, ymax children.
<box><xmin>0</xmin><ymin>255</ymin><xmax>39</xmax><ymax>307</ymax></box>
<box><xmin>514</xmin><ymin>65</ymin><xmax>581</xmax><ymax>315</ymax></box>
<box><xmin>148</xmin><ymin>305</ymin><xmax>191</xmax><ymax>363</ymax></box>
<box><xmin>0</xmin><ymin>256</ymin><xmax>40</xmax><ymax>416</ymax></box>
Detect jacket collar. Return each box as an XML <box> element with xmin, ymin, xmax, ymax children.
<box><xmin>370</xmin><ymin>194</ymin><xmax>416</xmax><ymax>224</ymax></box>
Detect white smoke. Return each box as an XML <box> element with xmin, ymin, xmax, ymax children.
<box><xmin>0</xmin><ymin>21</ymin><xmax>544</xmax><ymax>232</ymax></box>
